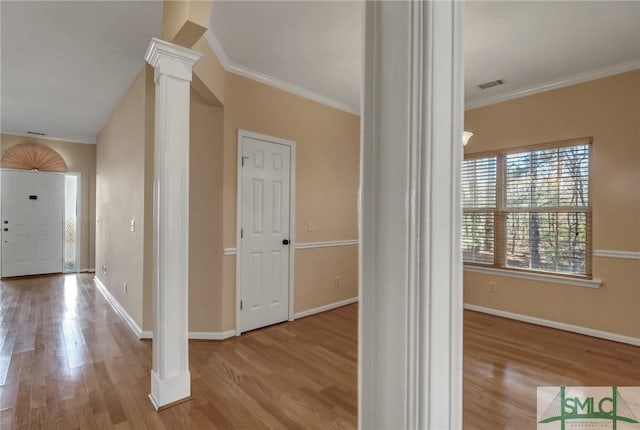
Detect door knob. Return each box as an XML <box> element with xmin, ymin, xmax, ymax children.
<box><xmin>3</xmin><ymin>228</ymin><xmax>8</xmax><ymax>232</ymax></box>
<box><xmin>282</xmin><ymin>239</ymin><xmax>289</xmax><ymax>245</ymax></box>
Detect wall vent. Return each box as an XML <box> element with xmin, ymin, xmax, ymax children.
<box><xmin>26</xmin><ymin>131</ymin><xmax>46</xmax><ymax>136</ymax></box>
<box><xmin>478</xmin><ymin>79</ymin><xmax>505</xmax><ymax>90</ymax></box>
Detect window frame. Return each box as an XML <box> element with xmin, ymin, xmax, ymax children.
<box><xmin>463</xmin><ymin>137</ymin><xmax>593</xmax><ymax>279</ymax></box>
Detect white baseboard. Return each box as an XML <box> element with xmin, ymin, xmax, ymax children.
<box><xmin>464</xmin><ymin>303</ymin><xmax>640</xmax><ymax>346</ymax></box>
<box><xmin>135</xmin><ymin>330</ymin><xmax>235</xmax><ymax>341</ymax></box>
<box><xmin>95</xmin><ymin>275</ymin><xmax>353</xmax><ymax>341</ymax></box>
<box><xmin>94</xmin><ymin>276</ymin><xmax>145</xmax><ymax>339</ymax></box>
<box><xmin>93</xmin><ymin>277</ymin><xmax>236</xmax><ymax>341</ymax></box>
<box><xmin>80</xmin><ymin>268</ymin><xmax>95</xmax><ymax>273</ymax></box>
<box><xmin>294</xmin><ymin>296</ymin><xmax>359</xmax><ymax>319</ymax></box>
<box><xmin>188</xmin><ymin>330</ymin><xmax>236</xmax><ymax>340</ymax></box>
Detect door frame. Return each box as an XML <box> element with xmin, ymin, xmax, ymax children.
<box><xmin>235</xmin><ymin>129</ymin><xmax>296</xmax><ymax>336</ymax></box>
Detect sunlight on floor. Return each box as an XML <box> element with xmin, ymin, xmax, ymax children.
<box><xmin>63</xmin><ymin>274</ymin><xmax>78</xmax><ymax>319</ymax></box>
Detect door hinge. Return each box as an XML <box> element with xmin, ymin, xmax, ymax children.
<box><xmin>241</xmin><ymin>228</ymin><xmax>243</xmax><ymax>239</ymax></box>
<box><xmin>241</xmin><ymin>156</ymin><xmax>249</xmax><ymax>167</ymax></box>
<box><xmin>240</xmin><ymin>300</ymin><xmax>243</xmax><ymax>310</ymax></box>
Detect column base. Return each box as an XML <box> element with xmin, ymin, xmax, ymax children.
<box><xmin>149</xmin><ymin>369</ymin><xmax>191</xmax><ymax>410</ymax></box>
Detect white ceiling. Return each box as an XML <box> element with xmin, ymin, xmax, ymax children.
<box><xmin>464</xmin><ymin>1</ymin><xmax>640</xmax><ymax>107</ymax></box>
<box><xmin>2</xmin><ymin>1</ymin><xmax>639</xmax><ymax>143</ymax></box>
<box><xmin>1</xmin><ymin>1</ymin><xmax>162</xmax><ymax>143</ymax></box>
<box><xmin>211</xmin><ymin>0</ymin><xmax>362</xmax><ymax>114</ymax></box>
<box><xmin>211</xmin><ymin>0</ymin><xmax>640</xmax><ymax>114</ymax></box>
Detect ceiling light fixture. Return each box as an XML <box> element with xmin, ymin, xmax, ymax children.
<box><xmin>463</xmin><ymin>131</ymin><xmax>473</xmax><ymax>146</ymax></box>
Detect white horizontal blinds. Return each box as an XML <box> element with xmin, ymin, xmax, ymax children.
<box><xmin>462</xmin><ymin>156</ymin><xmax>497</xmax><ymax>208</ymax></box>
<box><xmin>462</xmin><ymin>156</ymin><xmax>497</xmax><ymax>264</ymax></box>
<box><xmin>504</xmin><ymin>144</ymin><xmax>590</xmax><ymax>275</ymax></box>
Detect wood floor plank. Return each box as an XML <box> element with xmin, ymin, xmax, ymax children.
<box><xmin>1</xmin><ymin>273</ymin><xmax>639</xmax><ymax>429</ymax></box>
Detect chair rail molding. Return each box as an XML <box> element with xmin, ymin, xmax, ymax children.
<box><xmin>360</xmin><ymin>2</ymin><xmax>463</xmax><ymax>429</ymax></box>
<box><xmin>295</xmin><ymin>240</ymin><xmax>359</xmax><ymax>250</ymax></box>
<box><xmin>594</xmin><ymin>249</ymin><xmax>640</xmax><ymax>260</ymax></box>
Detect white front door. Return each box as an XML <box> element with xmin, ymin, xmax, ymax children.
<box><xmin>239</xmin><ymin>133</ymin><xmax>293</xmax><ymax>333</ymax></box>
<box><xmin>1</xmin><ymin>170</ymin><xmax>64</xmax><ymax>277</ymax></box>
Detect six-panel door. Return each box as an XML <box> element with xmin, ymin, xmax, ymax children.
<box><xmin>240</xmin><ymin>136</ymin><xmax>292</xmax><ymax>333</ymax></box>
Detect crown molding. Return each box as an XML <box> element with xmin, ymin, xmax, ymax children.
<box><xmin>465</xmin><ymin>58</ymin><xmax>640</xmax><ymax>111</ymax></box>
<box><xmin>204</xmin><ymin>29</ymin><xmax>360</xmax><ymax>116</ymax></box>
<box><xmin>145</xmin><ymin>37</ymin><xmax>201</xmax><ymax>69</ymax></box>
<box><xmin>204</xmin><ymin>27</ymin><xmax>231</xmax><ymax>68</ymax></box>
<box><xmin>1</xmin><ymin>131</ymin><xmax>97</xmax><ymax>145</ymax></box>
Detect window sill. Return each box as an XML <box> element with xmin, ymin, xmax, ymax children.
<box><xmin>463</xmin><ymin>265</ymin><xmax>602</xmax><ymax>289</ymax></box>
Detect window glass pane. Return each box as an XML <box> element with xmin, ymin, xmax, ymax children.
<box><xmin>559</xmin><ymin>145</ymin><xmax>589</xmax><ymax>207</ymax></box>
<box><xmin>506</xmin><ymin>145</ymin><xmax>589</xmax><ymax>208</ymax></box>
<box><xmin>462</xmin><ymin>157</ymin><xmax>497</xmax><ymax>208</ymax></box>
<box><xmin>463</xmin><ymin>212</ymin><xmax>494</xmax><ymax>264</ymax></box>
<box><xmin>64</xmin><ymin>174</ymin><xmax>78</xmax><ymax>273</ymax></box>
<box><xmin>506</xmin><ymin>212</ymin><xmax>587</xmax><ymax>275</ymax></box>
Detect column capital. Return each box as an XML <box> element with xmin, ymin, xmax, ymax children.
<box><xmin>145</xmin><ymin>37</ymin><xmax>202</xmax><ymax>81</ymax></box>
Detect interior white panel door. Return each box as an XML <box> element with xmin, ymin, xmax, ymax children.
<box><xmin>1</xmin><ymin>170</ymin><xmax>64</xmax><ymax>277</ymax></box>
<box><xmin>240</xmin><ymin>136</ymin><xmax>291</xmax><ymax>333</ymax></box>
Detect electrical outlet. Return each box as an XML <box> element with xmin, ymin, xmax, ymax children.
<box><xmin>489</xmin><ymin>282</ymin><xmax>497</xmax><ymax>293</ymax></box>
<box><xmin>130</xmin><ymin>219</ymin><xmax>136</xmax><ymax>232</ymax></box>
<box><xmin>102</xmin><ymin>265</ymin><xmax>107</xmax><ymax>274</ymax></box>
<box><xmin>335</xmin><ymin>276</ymin><xmax>341</xmax><ymax>287</ymax></box>
<box><xmin>123</xmin><ymin>282</ymin><xmax>128</xmax><ymax>294</ymax></box>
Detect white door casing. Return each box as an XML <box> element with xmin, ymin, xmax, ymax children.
<box><xmin>1</xmin><ymin>169</ymin><xmax>64</xmax><ymax>277</ymax></box>
<box><xmin>236</xmin><ymin>130</ymin><xmax>295</xmax><ymax>335</ymax></box>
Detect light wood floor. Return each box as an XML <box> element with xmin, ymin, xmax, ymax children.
<box><xmin>0</xmin><ymin>274</ymin><xmax>638</xmax><ymax>429</ymax></box>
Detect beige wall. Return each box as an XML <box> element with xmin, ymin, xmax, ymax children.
<box><xmin>295</xmin><ymin>246</ymin><xmax>358</xmax><ymax>313</ymax></box>
<box><xmin>186</xmin><ymin>90</ymin><xmax>224</xmax><ymax>332</ymax></box>
<box><xmin>96</xmin><ymin>28</ymin><xmax>360</xmax><ymax>334</ymax></box>
<box><xmin>96</xmin><ymin>69</ymin><xmax>148</xmax><ymax>327</ymax></box>
<box><xmin>464</xmin><ymin>70</ymin><xmax>640</xmax><ymax>338</ymax></box>
<box><xmin>99</xmin><ymin>64</ymin><xmax>227</xmax><ymax>333</ymax></box>
<box><xmin>142</xmin><ymin>66</ymin><xmax>155</xmax><ymax>331</ymax></box>
<box><xmin>220</xmin><ymin>73</ymin><xmax>360</xmax><ymax>330</ymax></box>
<box><xmin>1</xmin><ymin>133</ymin><xmax>96</xmax><ymax>271</ymax></box>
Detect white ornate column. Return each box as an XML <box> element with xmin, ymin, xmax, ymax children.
<box><xmin>144</xmin><ymin>38</ymin><xmax>201</xmax><ymax>410</ymax></box>
<box><xmin>360</xmin><ymin>1</ymin><xmax>463</xmax><ymax>429</ymax></box>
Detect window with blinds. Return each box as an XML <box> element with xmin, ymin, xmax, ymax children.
<box><xmin>462</xmin><ymin>156</ymin><xmax>497</xmax><ymax>264</ymax></box>
<box><xmin>462</xmin><ymin>141</ymin><xmax>592</xmax><ymax>277</ymax></box>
